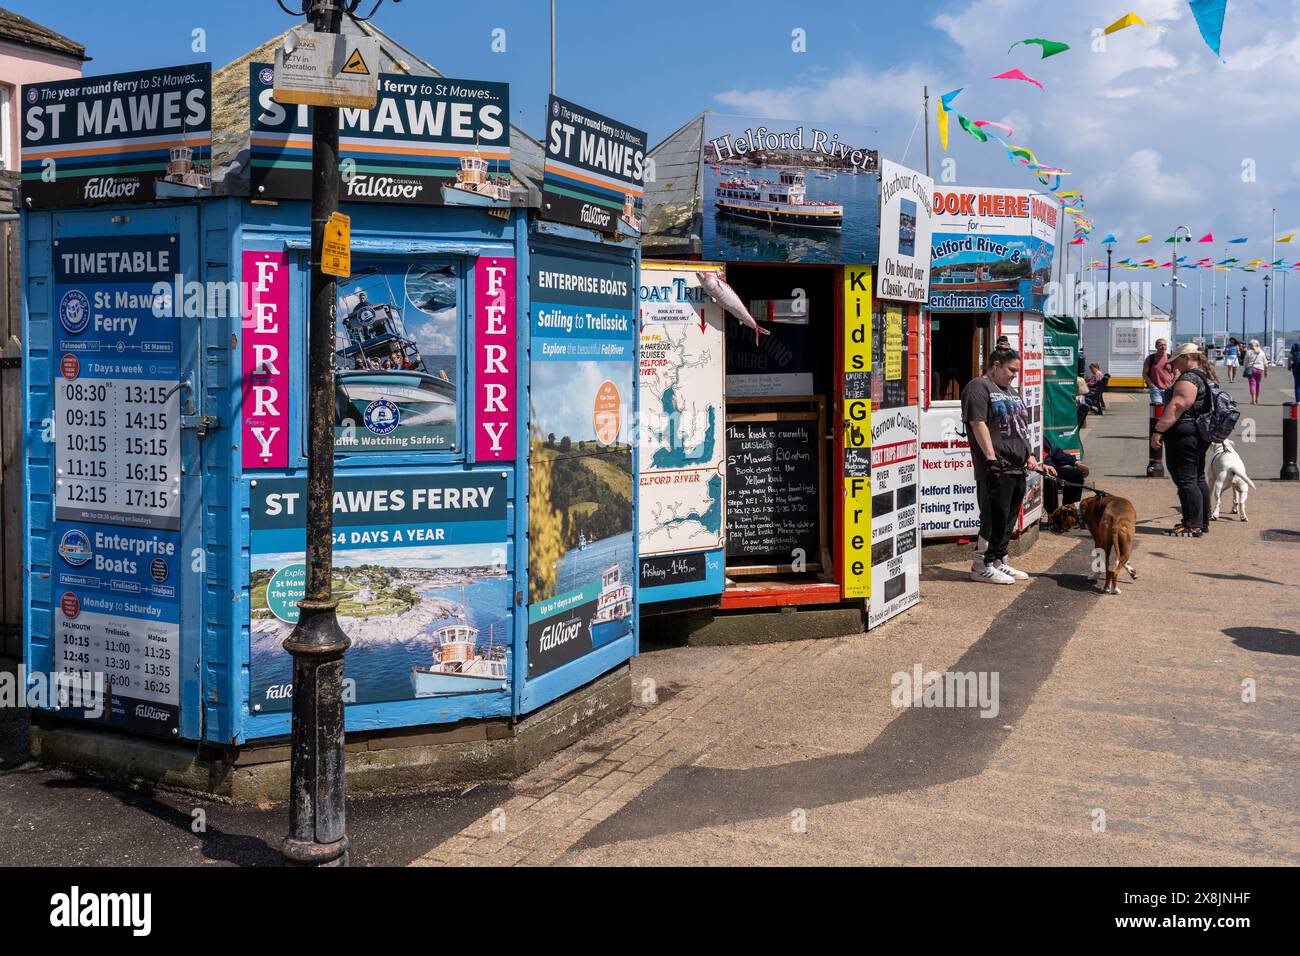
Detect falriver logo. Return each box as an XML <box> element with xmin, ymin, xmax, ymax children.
<box><xmin>579</xmin><ymin>202</ymin><xmax>614</xmax><ymax>230</ymax></box>
<box><xmin>82</xmin><ymin>177</ymin><xmax>143</xmax><ymax>201</ymax></box>
<box><xmin>50</xmin><ymin>886</ymin><xmax>151</xmax><ymax>936</ymax></box>
<box><xmin>345</xmin><ymin>173</ymin><xmax>425</xmax><ymax>201</ymax></box>
<box><xmin>134</xmin><ymin>704</ymin><xmax>170</xmax><ymax>722</ymax></box>
<box><xmin>539</xmin><ymin>615</ymin><xmax>582</xmax><ymax>653</ymax></box>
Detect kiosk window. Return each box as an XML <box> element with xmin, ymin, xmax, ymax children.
<box><xmin>928</xmin><ymin>313</ymin><xmax>990</xmax><ymax>403</ymax></box>
<box><xmin>332</xmin><ymin>258</ymin><xmax>462</xmax><ymax>455</ymax></box>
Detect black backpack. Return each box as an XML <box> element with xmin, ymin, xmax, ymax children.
<box><xmin>1188</xmin><ymin>369</ymin><xmax>1240</xmax><ymax>442</ymax></box>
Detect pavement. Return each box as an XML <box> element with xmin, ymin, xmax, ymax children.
<box><xmin>1</xmin><ymin>368</ymin><xmax>1296</xmax><ymax>866</ymax></box>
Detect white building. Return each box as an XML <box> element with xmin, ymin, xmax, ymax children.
<box><xmin>1081</xmin><ymin>287</ymin><xmax>1172</xmax><ymax>389</ymax></box>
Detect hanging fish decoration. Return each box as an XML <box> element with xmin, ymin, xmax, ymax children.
<box><xmin>695</xmin><ymin>271</ymin><xmax>770</xmax><ymax>345</ymax></box>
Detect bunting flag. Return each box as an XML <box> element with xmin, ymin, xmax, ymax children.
<box><xmin>1228</xmin><ymin>237</ymin><xmax>1248</xmax><ymax>243</ymax></box>
<box><xmin>1070</xmin><ymin>237</ymin><xmax>1086</xmax><ymax>245</ymax></box>
<box><xmin>940</xmin><ymin>88</ymin><xmax>964</xmax><ymax>109</ymax></box>
<box><xmin>956</xmin><ymin>113</ymin><xmax>990</xmax><ymax>142</ymax></box>
<box><xmin>1278</xmin><ymin>233</ymin><xmax>1295</xmax><ymax>243</ymax></box>
<box><xmin>937</xmin><ymin>89</ymin><xmax>962</xmax><ymax>152</ymax></box>
<box><xmin>992</xmin><ymin>68</ymin><xmax>1045</xmax><ymax>89</ymax></box>
<box><xmin>1136</xmin><ymin>235</ymin><xmax>1153</xmax><ymax>243</ymax></box>
<box><xmin>1187</xmin><ymin>0</ymin><xmax>1228</xmax><ymax>57</ymax></box>
<box><xmin>1008</xmin><ymin>37</ymin><xmax>1072</xmax><ymax>58</ymax></box>
<box><xmin>974</xmin><ymin>120</ymin><xmax>1015</xmax><ymax>137</ymax></box>
<box><xmin>1198</xmin><ymin>232</ymin><xmax>1214</xmax><ymax>242</ymax></box>
<box><xmin>1103</xmin><ymin>12</ymin><xmax>1161</xmax><ymax>35</ymax></box>
<box><xmin>1102</xmin><ymin>233</ymin><xmax>1118</xmax><ymax>244</ymax></box>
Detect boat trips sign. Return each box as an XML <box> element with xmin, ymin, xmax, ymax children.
<box><xmin>698</xmin><ymin>113</ymin><xmax>881</xmax><ymax>265</ymax></box>
<box><xmin>542</xmin><ymin>95</ymin><xmax>646</xmax><ymax>234</ymax></box>
<box><xmin>928</xmin><ymin>186</ymin><xmax>1058</xmax><ymax>313</ymax></box>
<box><xmin>21</xmin><ymin>63</ymin><xmax>212</xmax><ymax>209</ymax></box>
<box><xmin>250</xmin><ymin>64</ymin><xmax>510</xmax><ymax>205</ymax></box>
<box><xmin>877</xmin><ymin>159</ymin><xmax>934</xmax><ymax>304</ymax></box>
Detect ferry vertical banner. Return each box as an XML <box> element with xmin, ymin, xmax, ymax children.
<box><xmin>474</xmin><ymin>256</ymin><xmax>516</xmax><ymax>462</ymax></box>
<box><xmin>876</xmin><ymin>159</ymin><xmax>934</xmax><ymax>304</ymax></box>
<box><xmin>542</xmin><ymin>95</ymin><xmax>647</xmax><ymax>234</ymax></box>
<box><xmin>841</xmin><ymin>265</ymin><xmax>873</xmax><ymax>601</ymax></box>
<box><xmin>21</xmin><ymin>63</ymin><xmax>212</xmax><ymax>209</ymax></box>
<box><xmin>249</xmin><ymin>64</ymin><xmax>510</xmax><ymax>205</ymax></box>
<box><xmin>241</xmin><ymin>251</ymin><xmax>289</xmax><ymax>470</ymax></box>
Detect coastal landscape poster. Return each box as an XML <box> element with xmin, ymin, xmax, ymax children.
<box><xmin>700</xmin><ymin>113</ymin><xmax>882</xmax><ymax>265</ymax></box>
<box><xmin>248</xmin><ymin>473</ymin><xmax>510</xmax><ymax>713</ymax></box>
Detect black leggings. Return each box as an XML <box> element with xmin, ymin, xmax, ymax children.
<box><xmin>1165</xmin><ymin>426</ymin><xmax>1210</xmax><ymax>530</ymax></box>
<box><xmin>976</xmin><ymin>468</ymin><xmax>1027</xmax><ymax>564</ymax></box>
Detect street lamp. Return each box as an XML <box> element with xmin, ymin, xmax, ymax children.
<box><xmin>1263</xmin><ymin>274</ymin><xmax>1273</xmax><ymax>359</ymax></box>
<box><xmin>1170</xmin><ymin>225</ymin><xmax>1191</xmax><ymax>342</ymax></box>
<box><xmin>1241</xmin><ymin>286</ymin><xmax>1248</xmax><ymax>343</ymax></box>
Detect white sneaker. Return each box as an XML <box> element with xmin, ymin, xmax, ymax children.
<box><xmin>994</xmin><ymin>559</ymin><xmax>1029</xmax><ymax>581</ymax></box>
<box><xmin>970</xmin><ymin>564</ymin><xmax>1015</xmax><ymax>585</ymax></box>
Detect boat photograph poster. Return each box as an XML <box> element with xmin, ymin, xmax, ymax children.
<box><xmin>542</xmin><ymin>95</ymin><xmax>646</xmax><ymax>234</ymax></box>
<box><xmin>333</xmin><ymin>257</ymin><xmax>460</xmax><ymax>453</ymax></box>
<box><xmin>21</xmin><ymin>62</ymin><xmax>212</xmax><ymax>209</ymax></box>
<box><xmin>699</xmin><ymin>113</ymin><xmax>881</xmax><ymax>265</ymax></box>
<box><xmin>248</xmin><ymin>472</ymin><xmax>510</xmax><ymax>713</ymax></box>
<box><xmin>527</xmin><ymin>252</ymin><xmax>636</xmax><ymax>678</ymax></box>
<box><xmin>928</xmin><ymin>186</ymin><xmax>1058</xmax><ymax>313</ymax></box>
<box><xmin>876</xmin><ymin>159</ymin><xmax>934</xmax><ymax>304</ymax></box>
<box><xmin>250</xmin><ymin>64</ymin><xmax>510</xmax><ymax>205</ymax></box>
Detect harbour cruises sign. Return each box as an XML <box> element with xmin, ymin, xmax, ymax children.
<box><xmin>876</xmin><ymin>159</ymin><xmax>934</xmax><ymax>304</ymax></box>
<box><xmin>928</xmin><ymin>186</ymin><xmax>1058</xmax><ymax>313</ymax></box>
<box><xmin>542</xmin><ymin>95</ymin><xmax>646</xmax><ymax>234</ymax></box>
<box><xmin>250</xmin><ymin>64</ymin><xmax>510</xmax><ymax>206</ymax></box>
<box><xmin>698</xmin><ymin>113</ymin><xmax>881</xmax><ymax>265</ymax></box>
<box><xmin>21</xmin><ymin>63</ymin><xmax>212</xmax><ymax>209</ymax></box>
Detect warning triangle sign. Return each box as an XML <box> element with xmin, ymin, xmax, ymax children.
<box><xmin>341</xmin><ymin>47</ymin><xmax>370</xmax><ymax>75</ymax></box>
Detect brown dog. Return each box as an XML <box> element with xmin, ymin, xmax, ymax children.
<box><xmin>1048</xmin><ymin>494</ymin><xmax>1138</xmax><ymax>595</ymax></box>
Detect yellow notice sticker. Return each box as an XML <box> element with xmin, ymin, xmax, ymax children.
<box><xmin>321</xmin><ymin>212</ymin><xmax>351</xmax><ymax>278</ymax></box>
<box><xmin>341</xmin><ymin>47</ymin><xmax>370</xmax><ymax>75</ymax></box>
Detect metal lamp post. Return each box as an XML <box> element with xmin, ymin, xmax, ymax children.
<box><xmin>1263</xmin><ymin>274</ymin><xmax>1272</xmax><ymax>355</ymax></box>
<box><xmin>1170</xmin><ymin>225</ymin><xmax>1191</xmax><ymax>343</ymax></box>
<box><xmin>273</xmin><ymin>0</ymin><xmax>393</xmax><ymax>869</ymax></box>
<box><xmin>1241</xmin><ymin>286</ymin><xmax>1248</xmax><ymax>343</ymax></box>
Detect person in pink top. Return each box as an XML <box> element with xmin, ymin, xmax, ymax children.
<box><xmin>1142</xmin><ymin>338</ymin><xmax>1174</xmax><ymax>404</ymax></box>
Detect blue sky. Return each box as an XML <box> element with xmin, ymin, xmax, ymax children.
<box><xmin>16</xmin><ymin>0</ymin><xmax>1300</xmax><ymax>337</ymax></box>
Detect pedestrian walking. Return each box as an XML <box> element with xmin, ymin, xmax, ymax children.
<box><xmin>1142</xmin><ymin>338</ymin><xmax>1174</xmax><ymax>404</ymax></box>
<box><xmin>1224</xmin><ymin>337</ymin><xmax>1240</xmax><ymax>382</ymax></box>
<box><xmin>1243</xmin><ymin>339</ymin><xmax>1268</xmax><ymax>405</ymax></box>
<box><xmin>962</xmin><ymin>347</ymin><xmax>1053</xmax><ymax>584</ymax></box>
<box><xmin>1289</xmin><ymin>339</ymin><xmax>1300</xmax><ymax>404</ymax></box>
<box><xmin>1151</xmin><ymin>343</ymin><xmax>1216</xmax><ymax>537</ymax></box>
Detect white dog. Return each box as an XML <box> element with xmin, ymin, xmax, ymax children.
<box><xmin>1209</xmin><ymin>439</ymin><xmax>1256</xmax><ymax>521</ymax></box>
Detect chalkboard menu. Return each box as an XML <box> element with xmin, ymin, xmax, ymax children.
<box><xmin>725</xmin><ymin>418</ymin><xmax>821</xmax><ymax>563</ymax></box>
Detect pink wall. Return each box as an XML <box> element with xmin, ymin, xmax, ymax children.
<box><xmin>0</xmin><ymin>40</ymin><xmax>84</xmax><ymax>171</ymax></box>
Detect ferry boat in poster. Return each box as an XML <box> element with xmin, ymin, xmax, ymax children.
<box><xmin>701</xmin><ymin>114</ymin><xmax>880</xmax><ymax>265</ymax></box>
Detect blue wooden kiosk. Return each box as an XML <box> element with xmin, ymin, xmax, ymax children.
<box><xmin>20</xmin><ymin>28</ymin><xmax>640</xmax><ymax>790</ymax></box>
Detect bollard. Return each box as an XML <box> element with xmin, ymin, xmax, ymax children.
<box><xmin>1283</xmin><ymin>403</ymin><xmax>1299</xmax><ymax>481</ymax></box>
<box><xmin>1147</xmin><ymin>402</ymin><xmax>1165</xmax><ymax>478</ymax></box>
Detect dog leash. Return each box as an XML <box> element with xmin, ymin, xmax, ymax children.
<box><xmin>1042</xmin><ymin>470</ymin><xmax>1112</xmax><ymax>498</ymax></box>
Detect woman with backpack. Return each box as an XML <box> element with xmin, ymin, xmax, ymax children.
<box><xmin>1151</xmin><ymin>344</ymin><xmax>1221</xmax><ymax>537</ymax></box>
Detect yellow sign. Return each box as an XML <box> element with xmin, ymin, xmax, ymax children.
<box><xmin>885</xmin><ymin>305</ymin><xmax>903</xmax><ymax>381</ymax></box>
<box><xmin>321</xmin><ymin>212</ymin><xmax>351</xmax><ymax>278</ymax></box>
<box><xmin>842</xmin><ymin>265</ymin><xmax>872</xmax><ymax>601</ymax></box>
<box><xmin>341</xmin><ymin>47</ymin><xmax>371</xmax><ymax>75</ymax></box>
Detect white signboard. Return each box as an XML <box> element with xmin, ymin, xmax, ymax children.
<box><xmin>869</xmin><ymin>405</ymin><xmax>921</xmax><ymax>627</ymax></box>
<box><xmin>919</xmin><ymin>406</ymin><xmax>980</xmax><ymax>539</ymax></box>
<box><xmin>273</xmin><ymin>29</ymin><xmax>379</xmax><ymax>109</ymax></box>
<box><xmin>637</xmin><ymin>265</ymin><xmax>727</xmax><ymax>600</ymax></box>
<box><xmin>877</xmin><ymin>159</ymin><xmax>934</xmax><ymax>304</ymax></box>
<box><xmin>1016</xmin><ymin>314</ymin><xmax>1045</xmax><ymax>528</ymax></box>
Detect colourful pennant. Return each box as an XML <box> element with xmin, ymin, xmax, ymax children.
<box><xmin>974</xmin><ymin>120</ymin><xmax>1015</xmax><ymax>137</ymax></box>
<box><xmin>1187</xmin><ymin>0</ymin><xmax>1228</xmax><ymax>58</ymax></box>
<box><xmin>1136</xmin><ymin>235</ymin><xmax>1153</xmax><ymax>243</ymax></box>
<box><xmin>1228</xmin><ymin>237</ymin><xmax>1248</xmax><ymax>243</ymax></box>
<box><xmin>992</xmin><ymin>68</ymin><xmax>1045</xmax><ymax>90</ymax></box>
<box><xmin>1278</xmin><ymin>233</ymin><xmax>1295</xmax><ymax>243</ymax></box>
<box><xmin>1198</xmin><ymin>232</ymin><xmax>1214</xmax><ymax>242</ymax></box>
<box><xmin>1008</xmin><ymin>38</ymin><xmax>1072</xmax><ymax>58</ymax></box>
<box><xmin>1103</xmin><ymin>12</ymin><xmax>1161</xmax><ymax>35</ymax></box>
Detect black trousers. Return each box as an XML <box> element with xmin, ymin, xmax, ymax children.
<box><xmin>976</xmin><ymin>468</ymin><xmax>1026</xmax><ymax>564</ymax></box>
<box><xmin>1056</xmin><ymin>465</ymin><xmax>1086</xmax><ymax>506</ymax></box>
<box><xmin>1165</xmin><ymin>426</ymin><xmax>1211</xmax><ymax>530</ymax></box>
